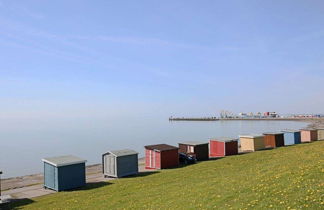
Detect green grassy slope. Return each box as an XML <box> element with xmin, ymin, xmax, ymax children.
<box><xmin>5</xmin><ymin>141</ymin><xmax>324</xmax><ymax>209</ymax></box>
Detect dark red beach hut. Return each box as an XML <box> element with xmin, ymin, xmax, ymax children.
<box><xmin>263</xmin><ymin>132</ymin><xmax>285</xmax><ymax>148</ymax></box>
<box><xmin>144</xmin><ymin>144</ymin><xmax>179</xmax><ymax>169</ymax></box>
<box><xmin>209</xmin><ymin>137</ymin><xmax>238</xmax><ymax>158</ymax></box>
<box><xmin>178</xmin><ymin>141</ymin><xmax>209</xmax><ymax>161</ymax></box>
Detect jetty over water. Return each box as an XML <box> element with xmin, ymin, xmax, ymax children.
<box><xmin>169</xmin><ymin>117</ymin><xmax>219</xmax><ymax>121</ymax></box>
<box><xmin>169</xmin><ymin>117</ymin><xmax>322</xmax><ymax>121</ymax></box>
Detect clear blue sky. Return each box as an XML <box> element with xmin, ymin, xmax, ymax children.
<box><xmin>1</xmin><ymin>0</ymin><xmax>324</xmax><ymax>119</ymax></box>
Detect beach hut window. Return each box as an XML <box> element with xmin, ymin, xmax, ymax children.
<box><xmin>187</xmin><ymin>145</ymin><xmax>194</xmax><ymax>153</ymax></box>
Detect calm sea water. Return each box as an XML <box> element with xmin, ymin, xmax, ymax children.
<box><xmin>0</xmin><ymin>118</ymin><xmax>308</xmax><ymax>178</ymax></box>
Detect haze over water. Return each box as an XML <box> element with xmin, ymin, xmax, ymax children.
<box><xmin>0</xmin><ymin>118</ymin><xmax>307</xmax><ymax>178</ymax></box>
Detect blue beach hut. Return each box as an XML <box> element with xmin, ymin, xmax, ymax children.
<box><xmin>42</xmin><ymin>155</ymin><xmax>87</xmax><ymax>191</ymax></box>
<box><xmin>281</xmin><ymin>129</ymin><xmax>301</xmax><ymax>145</ymax></box>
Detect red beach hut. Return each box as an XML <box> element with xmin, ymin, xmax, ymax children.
<box><xmin>144</xmin><ymin>144</ymin><xmax>179</xmax><ymax>169</ymax></box>
<box><xmin>209</xmin><ymin>137</ymin><xmax>238</xmax><ymax>157</ymax></box>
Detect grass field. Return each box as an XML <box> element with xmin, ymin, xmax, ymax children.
<box><xmin>4</xmin><ymin>141</ymin><xmax>324</xmax><ymax>209</ymax></box>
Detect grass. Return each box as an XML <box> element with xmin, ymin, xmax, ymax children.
<box><xmin>4</xmin><ymin>141</ymin><xmax>324</xmax><ymax>209</ymax></box>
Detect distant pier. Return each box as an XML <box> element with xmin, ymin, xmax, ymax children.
<box><xmin>169</xmin><ymin>117</ymin><xmax>322</xmax><ymax>121</ymax></box>
<box><xmin>169</xmin><ymin>117</ymin><xmax>219</xmax><ymax>121</ymax></box>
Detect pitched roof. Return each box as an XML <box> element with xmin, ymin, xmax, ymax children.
<box><xmin>239</xmin><ymin>134</ymin><xmax>264</xmax><ymax>138</ymax></box>
<box><xmin>144</xmin><ymin>144</ymin><xmax>178</xmax><ymax>151</ymax></box>
<box><xmin>42</xmin><ymin>155</ymin><xmax>86</xmax><ymax>167</ymax></box>
<box><xmin>210</xmin><ymin>137</ymin><xmax>238</xmax><ymax>142</ymax></box>
<box><xmin>104</xmin><ymin>149</ymin><xmax>138</xmax><ymax>157</ymax></box>
<box><xmin>300</xmin><ymin>128</ymin><xmax>317</xmax><ymax>131</ymax></box>
<box><xmin>281</xmin><ymin>129</ymin><xmax>300</xmax><ymax>133</ymax></box>
<box><xmin>263</xmin><ymin>132</ymin><xmax>284</xmax><ymax>135</ymax></box>
<box><xmin>178</xmin><ymin>141</ymin><xmax>209</xmax><ymax>146</ymax></box>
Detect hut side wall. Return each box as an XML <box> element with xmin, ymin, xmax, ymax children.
<box><xmin>310</xmin><ymin>130</ymin><xmax>318</xmax><ymax>141</ymax></box>
<box><xmin>209</xmin><ymin>141</ymin><xmax>225</xmax><ymax>157</ymax></box>
<box><xmin>301</xmin><ymin>131</ymin><xmax>311</xmax><ymax>142</ymax></box>
<box><xmin>194</xmin><ymin>144</ymin><xmax>209</xmax><ymax>161</ymax></box>
<box><xmin>318</xmin><ymin>130</ymin><xmax>324</xmax><ymax>140</ymax></box>
<box><xmin>264</xmin><ymin>135</ymin><xmax>276</xmax><ymax>148</ymax></box>
<box><xmin>253</xmin><ymin>137</ymin><xmax>265</xmax><ymax>151</ymax></box>
<box><xmin>57</xmin><ymin>163</ymin><xmax>86</xmax><ymax>191</ymax></box>
<box><xmin>160</xmin><ymin>149</ymin><xmax>179</xmax><ymax>169</ymax></box>
<box><xmin>117</xmin><ymin>154</ymin><xmax>138</xmax><ymax>177</ymax></box>
<box><xmin>275</xmin><ymin>134</ymin><xmax>285</xmax><ymax>147</ymax></box>
<box><xmin>294</xmin><ymin>132</ymin><xmax>301</xmax><ymax>144</ymax></box>
<box><xmin>225</xmin><ymin>141</ymin><xmax>238</xmax><ymax>156</ymax></box>
<box><xmin>283</xmin><ymin>133</ymin><xmax>295</xmax><ymax>145</ymax></box>
<box><xmin>240</xmin><ymin>138</ymin><xmax>255</xmax><ymax>152</ymax></box>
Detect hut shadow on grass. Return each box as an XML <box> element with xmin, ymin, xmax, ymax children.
<box><xmin>207</xmin><ymin>157</ymin><xmax>225</xmax><ymax>161</ymax></box>
<box><xmin>169</xmin><ymin>161</ymin><xmax>204</xmax><ymax>169</ymax></box>
<box><xmin>123</xmin><ymin>171</ymin><xmax>160</xmax><ymax>178</ymax></box>
<box><xmin>260</xmin><ymin>147</ymin><xmax>275</xmax><ymax>151</ymax></box>
<box><xmin>75</xmin><ymin>181</ymin><xmax>113</xmax><ymax>191</ymax></box>
<box><xmin>1</xmin><ymin>198</ymin><xmax>34</xmax><ymax>210</ymax></box>
<box><xmin>237</xmin><ymin>147</ymin><xmax>274</xmax><ymax>155</ymax></box>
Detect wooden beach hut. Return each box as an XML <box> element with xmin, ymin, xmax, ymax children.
<box><xmin>263</xmin><ymin>132</ymin><xmax>285</xmax><ymax>148</ymax></box>
<box><xmin>317</xmin><ymin>128</ymin><xmax>324</xmax><ymax>140</ymax></box>
<box><xmin>281</xmin><ymin>129</ymin><xmax>301</xmax><ymax>145</ymax></box>
<box><xmin>209</xmin><ymin>137</ymin><xmax>238</xmax><ymax>158</ymax></box>
<box><xmin>145</xmin><ymin>144</ymin><xmax>179</xmax><ymax>169</ymax></box>
<box><xmin>239</xmin><ymin>135</ymin><xmax>265</xmax><ymax>152</ymax></box>
<box><xmin>42</xmin><ymin>155</ymin><xmax>86</xmax><ymax>191</ymax></box>
<box><xmin>102</xmin><ymin>149</ymin><xmax>138</xmax><ymax>178</ymax></box>
<box><xmin>178</xmin><ymin>141</ymin><xmax>209</xmax><ymax>161</ymax></box>
<box><xmin>300</xmin><ymin>128</ymin><xmax>318</xmax><ymax>142</ymax></box>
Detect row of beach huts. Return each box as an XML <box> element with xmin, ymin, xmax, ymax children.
<box><xmin>41</xmin><ymin>128</ymin><xmax>324</xmax><ymax>191</ymax></box>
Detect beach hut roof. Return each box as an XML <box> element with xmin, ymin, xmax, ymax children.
<box><xmin>104</xmin><ymin>149</ymin><xmax>138</xmax><ymax>157</ymax></box>
<box><xmin>42</xmin><ymin>155</ymin><xmax>86</xmax><ymax>167</ymax></box>
<box><xmin>281</xmin><ymin>129</ymin><xmax>300</xmax><ymax>133</ymax></box>
<box><xmin>263</xmin><ymin>132</ymin><xmax>284</xmax><ymax>135</ymax></box>
<box><xmin>178</xmin><ymin>141</ymin><xmax>208</xmax><ymax>146</ymax></box>
<box><xmin>145</xmin><ymin>144</ymin><xmax>178</xmax><ymax>151</ymax></box>
<box><xmin>300</xmin><ymin>128</ymin><xmax>317</xmax><ymax>131</ymax></box>
<box><xmin>239</xmin><ymin>134</ymin><xmax>264</xmax><ymax>138</ymax></box>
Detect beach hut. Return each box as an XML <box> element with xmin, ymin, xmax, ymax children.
<box><xmin>263</xmin><ymin>132</ymin><xmax>285</xmax><ymax>148</ymax></box>
<box><xmin>145</xmin><ymin>144</ymin><xmax>179</xmax><ymax>169</ymax></box>
<box><xmin>281</xmin><ymin>129</ymin><xmax>301</xmax><ymax>145</ymax></box>
<box><xmin>239</xmin><ymin>135</ymin><xmax>265</xmax><ymax>152</ymax></box>
<box><xmin>42</xmin><ymin>155</ymin><xmax>86</xmax><ymax>191</ymax></box>
<box><xmin>317</xmin><ymin>128</ymin><xmax>324</xmax><ymax>140</ymax></box>
<box><xmin>209</xmin><ymin>137</ymin><xmax>238</xmax><ymax>157</ymax></box>
<box><xmin>102</xmin><ymin>149</ymin><xmax>138</xmax><ymax>178</ymax></box>
<box><xmin>300</xmin><ymin>128</ymin><xmax>318</xmax><ymax>142</ymax></box>
<box><xmin>178</xmin><ymin>141</ymin><xmax>209</xmax><ymax>161</ymax></box>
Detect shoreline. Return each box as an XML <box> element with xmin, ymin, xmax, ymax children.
<box><xmin>2</xmin><ymin>119</ymin><xmax>324</xmax><ymax>199</ymax></box>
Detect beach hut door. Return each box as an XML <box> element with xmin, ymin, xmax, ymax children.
<box><xmin>149</xmin><ymin>150</ymin><xmax>155</xmax><ymax>168</ymax></box>
<box><xmin>106</xmin><ymin>155</ymin><xmax>115</xmax><ymax>175</ymax></box>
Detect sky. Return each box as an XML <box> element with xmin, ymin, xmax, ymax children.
<box><xmin>1</xmin><ymin>0</ymin><xmax>324</xmax><ymax>120</ymax></box>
